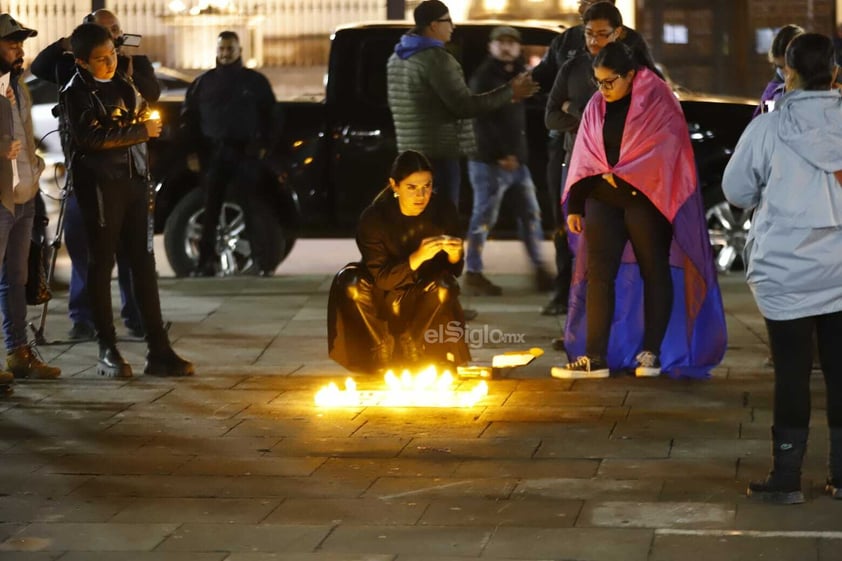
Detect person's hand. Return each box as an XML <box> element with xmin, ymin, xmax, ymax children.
<box><xmin>602</xmin><ymin>172</ymin><xmax>618</xmax><ymax>188</ymax></box>
<box><xmin>409</xmin><ymin>236</ymin><xmax>445</xmax><ymax>270</ymax></box>
<box><xmin>497</xmin><ymin>155</ymin><xmax>519</xmax><ymax>172</ymax></box>
<box><xmin>0</xmin><ymin>139</ymin><xmax>20</xmax><ymax>160</ymax></box>
<box><xmin>144</xmin><ymin>117</ymin><xmax>162</xmax><ymax>138</ymax></box>
<box><xmin>567</xmin><ymin>213</ymin><xmax>584</xmax><ymax>234</ymax></box>
<box><xmin>510</xmin><ymin>72</ymin><xmax>540</xmax><ymax>102</ymax></box>
<box><xmin>441</xmin><ymin>235</ymin><xmax>463</xmax><ymax>261</ymax></box>
<box><xmin>5</xmin><ymin>86</ymin><xmax>14</xmax><ymax>106</ymax></box>
<box><xmin>561</xmin><ymin>100</ymin><xmax>571</xmax><ymax>113</ymax></box>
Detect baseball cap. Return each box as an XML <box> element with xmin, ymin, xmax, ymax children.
<box><xmin>0</xmin><ymin>14</ymin><xmax>37</xmax><ymax>41</ymax></box>
<box><xmin>414</xmin><ymin>0</ymin><xmax>449</xmax><ymax>29</ymax></box>
<box><xmin>490</xmin><ymin>26</ymin><xmax>521</xmax><ymax>42</ymax></box>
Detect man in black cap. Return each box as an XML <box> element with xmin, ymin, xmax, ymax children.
<box><xmin>0</xmin><ymin>14</ymin><xmax>61</xmax><ymax>381</ymax></box>
<box><xmin>386</xmin><ymin>0</ymin><xmax>539</xmax><ymax>207</ymax></box>
<box><xmin>464</xmin><ymin>26</ymin><xmax>553</xmax><ymax>297</ymax></box>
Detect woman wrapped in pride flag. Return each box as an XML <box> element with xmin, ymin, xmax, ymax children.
<box><xmin>552</xmin><ymin>42</ymin><xmax>726</xmax><ymax>379</ymax></box>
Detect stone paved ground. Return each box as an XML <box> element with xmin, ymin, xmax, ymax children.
<box><xmin>0</xmin><ymin>241</ymin><xmax>840</xmax><ymax>561</ymax></box>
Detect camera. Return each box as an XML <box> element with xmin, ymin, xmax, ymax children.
<box><xmin>115</xmin><ymin>33</ymin><xmax>142</xmax><ymax>48</ymax></box>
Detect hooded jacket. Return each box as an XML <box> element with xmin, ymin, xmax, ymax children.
<box><xmin>723</xmin><ymin>89</ymin><xmax>842</xmax><ymax>320</ymax></box>
<box><xmin>386</xmin><ymin>33</ymin><xmax>513</xmax><ymax>159</ymax></box>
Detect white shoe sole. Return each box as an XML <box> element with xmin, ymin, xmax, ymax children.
<box><xmin>635</xmin><ymin>366</ymin><xmax>661</xmax><ymax>377</ymax></box>
<box><xmin>551</xmin><ymin>366</ymin><xmax>610</xmax><ymax>379</ymax></box>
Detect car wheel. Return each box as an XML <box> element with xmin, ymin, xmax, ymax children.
<box><xmin>163</xmin><ymin>188</ymin><xmax>289</xmax><ymax>277</ymax></box>
<box><xmin>705</xmin><ymin>199</ymin><xmax>752</xmax><ymax>273</ymax></box>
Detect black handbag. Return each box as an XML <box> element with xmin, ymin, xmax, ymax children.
<box><xmin>26</xmin><ymin>215</ymin><xmax>51</xmax><ymax>306</ymax></box>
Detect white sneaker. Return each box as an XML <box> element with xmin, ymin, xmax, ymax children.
<box><xmin>634</xmin><ymin>351</ymin><xmax>661</xmax><ymax>377</ymax></box>
<box><xmin>551</xmin><ymin>356</ymin><xmax>610</xmax><ymax>379</ymax></box>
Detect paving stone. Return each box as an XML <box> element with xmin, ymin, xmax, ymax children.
<box><xmin>313</xmin><ymin>458</ymin><xmax>461</xmax><ymax>479</ymax></box>
<box><xmin>0</xmin><ymin>553</ymin><xmax>58</xmax><ymax>560</ymax></box>
<box><xmin>224</xmin><ymin>418</ymin><xmax>365</xmax><ymax>438</ymax></box>
<box><xmin>59</xmin><ymin>553</ymin><xmax>227</xmax><ymax>561</ymax></box>
<box><xmin>71</xmin><ymin>475</ymin><xmax>232</xmax><ymax>498</ymax></box>
<box><xmin>400</xmin><ymin>438</ymin><xmax>540</xmax><ymax>459</ymax></box>
<box><xmin>418</xmin><ymin>497</ymin><xmax>581</xmax><ymax>527</ymax></box>
<box><xmin>35</xmin><ymin>454</ymin><xmax>190</xmax><ymax>476</ymax></box>
<box><xmin>318</xmin><ymin>525</ymin><xmax>491</xmax><ymax>556</ymax></box>
<box><xmin>138</xmin><ymin>436</ymin><xmax>281</xmax><ymax>457</ymax></box>
<box><xmin>351</xmin><ymin>421</ymin><xmax>487</xmax><ymax>439</ymax></box>
<box><xmin>111</xmin><ymin>497</ymin><xmax>281</xmax><ymax>523</ymax></box>
<box><xmin>599</xmin><ymin>459</ymin><xmax>738</xmax><ymax>480</ymax></box>
<box><xmin>481</xmin><ymin>422</ymin><xmax>612</xmax><ymax>439</ymax></box>
<box><xmin>104</xmin><ymin>419</ymin><xmax>240</xmax><ymax>438</ymax></box>
<box><xmin>612</xmin><ymin>418</ymin><xmax>741</xmax><ymax>439</ymax></box>
<box><xmin>480</xmin><ymin>406</ymin><xmax>613</xmax><ymax>423</ymax></box>
<box><xmin>670</xmin><ymin>438</ymin><xmax>768</xmax><ymax>459</ymax></box>
<box><xmin>5</xmin><ymin>436</ymin><xmax>150</xmax><ymax>455</ymax></box>
<box><xmin>483</xmin><ymin>527</ymin><xmax>653</xmax><ymax>560</ymax></box>
<box><xmin>536</xmin><ymin>437</ymin><xmax>671</xmax><ymax>459</ymax></box>
<box><xmin>580</xmin><ymin>500</ymin><xmax>735</xmax><ymax>528</ymax></box>
<box><xmin>650</xmin><ymin>534</ymin><xmax>820</xmax><ymax>561</ymax></box>
<box><xmin>0</xmin><ymin>474</ymin><xmax>90</xmax><ymax>497</ymax></box>
<box><xmin>364</xmin><ymin>477</ymin><xmax>515</xmax><ymax>500</ymax></box>
<box><xmin>513</xmin><ymin>478</ymin><xmax>663</xmax><ymax>501</ymax></box>
<box><xmin>225</xmin><ymin>555</ymin><xmax>394</xmax><ymax>561</ymax></box>
<box><xmin>0</xmin><ymin>522</ymin><xmax>178</xmax><ymax>551</ymax></box>
<box><xmin>218</xmin><ymin>475</ymin><xmax>376</xmax><ymax>498</ymax></box>
<box><xmin>0</xmin><ymin>497</ymin><xmax>130</xmax><ymax>523</ymax></box>
<box><xmin>263</xmin><ymin>498</ymin><xmax>425</xmax><ymax>525</ymax></box>
<box><xmin>156</xmin><ymin>523</ymin><xmax>332</xmax><ymax>552</ymax></box>
<box><xmin>453</xmin><ymin>458</ymin><xmax>597</xmax><ymax>479</ymax></box>
<box><xmin>174</xmin><ymin>456</ymin><xmax>325</xmax><ymax>476</ymax></box>
<box><xmin>819</xmin><ymin>538</ymin><xmax>842</xmax><ymax>561</ymax></box>
<box><xmin>659</xmin><ymin>478</ymin><xmax>752</xmax><ymax>502</ymax></box>
<box><xmin>271</xmin><ymin>437</ymin><xmax>410</xmax><ymax>458</ymax></box>
<box><xmin>735</xmin><ymin>500</ymin><xmax>842</xmax><ymax>531</ymax></box>
<box><xmin>502</xmin><ymin>390</ymin><xmax>628</xmax><ymax>407</ymax></box>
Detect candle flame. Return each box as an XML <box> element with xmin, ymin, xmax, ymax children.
<box><xmin>315</xmin><ymin>365</ymin><xmax>488</xmax><ymax>408</ymax></box>
<box><xmin>148</xmin><ymin>110</ymin><xmax>161</xmax><ymax>121</ymax></box>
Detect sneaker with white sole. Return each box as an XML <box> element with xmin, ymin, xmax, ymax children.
<box><xmin>551</xmin><ymin>355</ymin><xmax>609</xmax><ymax>379</ymax></box>
<box><xmin>634</xmin><ymin>350</ymin><xmax>661</xmax><ymax>377</ymax></box>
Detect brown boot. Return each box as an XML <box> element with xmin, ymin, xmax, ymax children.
<box><xmin>7</xmin><ymin>346</ymin><xmax>61</xmax><ymax>379</ymax></box>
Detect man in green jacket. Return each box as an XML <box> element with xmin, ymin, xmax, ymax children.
<box><xmin>386</xmin><ymin>0</ymin><xmax>538</xmax><ymax>206</ymax></box>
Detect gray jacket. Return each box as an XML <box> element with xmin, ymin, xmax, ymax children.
<box><xmin>386</xmin><ymin>37</ymin><xmax>512</xmax><ymax>158</ymax></box>
<box><xmin>723</xmin><ymin>89</ymin><xmax>842</xmax><ymax>320</ymax></box>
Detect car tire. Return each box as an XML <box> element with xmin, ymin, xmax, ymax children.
<box><xmin>163</xmin><ymin>188</ymin><xmax>290</xmax><ymax>277</ymax></box>
<box><xmin>704</xmin><ymin>187</ymin><xmax>752</xmax><ymax>273</ymax></box>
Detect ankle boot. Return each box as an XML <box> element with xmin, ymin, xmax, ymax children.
<box><xmin>97</xmin><ymin>344</ymin><xmax>132</xmax><ymax>378</ymax></box>
<box><xmin>747</xmin><ymin>426</ymin><xmax>808</xmax><ymax>504</ymax></box>
<box><xmin>398</xmin><ymin>332</ymin><xmax>421</xmax><ymax>364</ymax></box>
<box><xmin>826</xmin><ymin>428</ymin><xmax>842</xmax><ymax>499</ymax></box>
<box><xmin>372</xmin><ymin>333</ymin><xmax>394</xmax><ymax>370</ymax></box>
<box><xmin>7</xmin><ymin>346</ymin><xmax>61</xmax><ymax>379</ymax></box>
<box><xmin>144</xmin><ymin>346</ymin><xmax>195</xmax><ymax>377</ymax></box>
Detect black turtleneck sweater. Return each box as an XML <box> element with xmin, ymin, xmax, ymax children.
<box><xmin>181</xmin><ymin>58</ymin><xmax>275</xmax><ymax>149</ymax></box>
<box><xmin>567</xmin><ymin>92</ymin><xmax>640</xmax><ymax>215</ymax></box>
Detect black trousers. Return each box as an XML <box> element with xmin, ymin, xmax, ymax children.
<box><xmin>765</xmin><ymin>311</ymin><xmax>842</xmax><ymax>429</ymax></box>
<box><xmin>584</xmin><ymin>191</ymin><xmax>673</xmax><ymax>358</ymax></box>
<box><xmin>198</xmin><ymin>146</ymin><xmax>270</xmax><ymax>270</ymax></box>
<box><xmin>73</xmin><ymin>176</ymin><xmax>167</xmax><ymax>350</ymax></box>
<box><xmin>546</xmin><ymin>137</ymin><xmax>573</xmax><ymax>302</ymax></box>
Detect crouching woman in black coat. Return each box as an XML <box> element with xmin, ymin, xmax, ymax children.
<box><xmin>328</xmin><ymin>150</ymin><xmax>471</xmax><ymax>372</ymax></box>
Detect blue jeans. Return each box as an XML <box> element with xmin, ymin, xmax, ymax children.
<box><xmin>0</xmin><ymin>199</ymin><xmax>34</xmax><ymax>350</ymax></box>
<box><xmin>429</xmin><ymin>158</ymin><xmax>461</xmax><ymax>208</ymax></box>
<box><xmin>64</xmin><ymin>193</ymin><xmax>141</xmax><ymax>330</ymax></box>
<box><xmin>466</xmin><ymin>160</ymin><xmax>544</xmax><ymax>272</ymax></box>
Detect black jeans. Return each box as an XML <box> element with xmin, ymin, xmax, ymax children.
<box><xmin>584</xmin><ymin>191</ymin><xmax>673</xmax><ymax>358</ymax></box>
<box><xmin>74</xmin><ymin>176</ymin><xmax>167</xmax><ymax>350</ymax></box>
<box><xmin>198</xmin><ymin>146</ymin><xmax>270</xmax><ymax>270</ymax></box>
<box><xmin>765</xmin><ymin>311</ymin><xmax>842</xmax><ymax>429</ymax></box>
<box><xmin>546</xmin><ymin>137</ymin><xmax>572</xmax><ymax>302</ymax></box>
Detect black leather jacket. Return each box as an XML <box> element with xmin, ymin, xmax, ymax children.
<box><xmin>59</xmin><ymin>67</ymin><xmax>150</xmax><ymax>186</ymax></box>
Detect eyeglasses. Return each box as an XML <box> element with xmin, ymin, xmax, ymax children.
<box><xmin>592</xmin><ymin>75</ymin><xmax>622</xmax><ymax>90</ymax></box>
<box><xmin>584</xmin><ymin>28</ymin><xmax>616</xmax><ymax>41</ymax></box>
<box><xmin>435</xmin><ymin>17</ymin><xmax>453</xmax><ymax>24</ymax></box>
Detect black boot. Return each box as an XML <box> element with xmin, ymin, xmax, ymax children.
<box><xmin>398</xmin><ymin>331</ymin><xmax>421</xmax><ymax>364</ymax></box>
<box><xmin>144</xmin><ymin>346</ymin><xmax>195</xmax><ymax>377</ymax></box>
<box><xmin>372</xmin><ymin>333</ymin><xmax>394</xmax><ymax>371</ymax></box>
<box><xmin>747</xmin><ymin>426</ymin><xmax>808</xmax><ymax>504</ymax></box>
<box><xmin>826</xmin><ymin>428</ymin><xmax>842</xmax><ymax>499</ymax></box>
<box><xmin>97</xmin><ymin>344</ymin><xmax>132</xmax><ymax>378</ymax></box>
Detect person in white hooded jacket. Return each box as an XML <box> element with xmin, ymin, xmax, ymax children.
<box><xmin>723</xmin><ymin>32</ymin><xmax>842</xmax><ymax>505</ymax></box>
